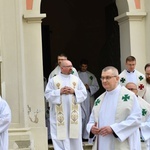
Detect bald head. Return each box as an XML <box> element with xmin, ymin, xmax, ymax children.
<box><xmin>60</xmin><ymin>60</ymin><xmax>73</xmax><ymax>75</ymax></box>
<box><xmin>60</xmin><ymin>60</ymin><xmax>71</xmax><ymax>67</ymax></box>
<box><xmin>125</xmin><ymin>82</ymin><xmax>138</xmax><ymax>95</ymax></box>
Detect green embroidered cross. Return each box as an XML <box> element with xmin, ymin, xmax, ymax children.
<box><xmin>122</xmin><ymin>94</ymin><xmax>130</xmax><ymax>101</ymax></box>
<box><xmin>139</xmin><ymin>76</ymin><xmax>144</xmax><ymax>81</ymax></box>
<box><xmin>71</xmin><ymin>70</ymin><xmax>74</xmax><ymax>74</ymax></box>
<box><xmin>142</xmin><ymin>109</ymin><xmax>147</xmax><ymax>116</ymax></box>
<box><xmin>89</xmin><ymin>76</ymin><xmax>93</xmax><ymax>80</ymax></box>
<box><xmin>120</xmin><ymin>77</ymin><xmax>126</xmax><ymax>83</ymax></box>
<box><xmin>94</xmin><ymin>99</ymin><xmax>100</xmax><ymax>106</ymax></box>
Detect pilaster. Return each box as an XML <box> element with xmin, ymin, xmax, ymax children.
<box><xmin>115</xmin><ymin>2</ymin><xmax>147</xmax><ymax>73</ymax></box>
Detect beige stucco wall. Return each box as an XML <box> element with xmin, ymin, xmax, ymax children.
<box><xmin>0</xmin><ymin>0</ymin><xmax>47</xmax><ymax>149</ymax></box>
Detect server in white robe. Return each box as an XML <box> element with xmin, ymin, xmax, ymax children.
<box><xmin>126</xmin><ymin>82</ymin><xmax>150</xmax><ymax>150</ymax></box>
<box><xmin>48</xmin><ymin>53</ymin><xmax>78</xmax><ymax>80</ymax></box>
<box><xmin>78</xmin><ymin>59</ymin><xmax>99</xmax><ymax>140</ymax></box>
<box><xmin>45</xmin><ymin>60</ymin><xmax>87</xmax><ymax>150</ymax></box>
<box><xmin>119</xmin><ymin>56</ymin><xmax>145</xmax><ymax>97</ymax></box>
<box><xmin>87</xmin><ymin>66</ymin><xmax>142</xmax><ymax>150</ymax></box>
<box><xmin>0</xmin><ymin>96</ymin><xmax>11</xmax><ymax>150</ymax></box>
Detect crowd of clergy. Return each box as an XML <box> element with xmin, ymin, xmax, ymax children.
<box><xmin>1</xmin><ymin>54</ymin><xmax>150</xmax><ymax>150</ymax></box>
<box><xmin>44</xmin><ymin>54</ymin><xmax>150</xmax><ymax>150</ymax></box>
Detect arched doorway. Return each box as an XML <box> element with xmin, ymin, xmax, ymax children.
<box><xmin>40</xmin><ymin>0</ymin><xmax>121</xmax><ymax>95</ymax></box>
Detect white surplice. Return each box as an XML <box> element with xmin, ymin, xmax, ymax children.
<box><xmin>0</xmin><ymin>96</ymin><xmax>11</xmax><ymax>150</ymax></box>
<box><xmin>119</xmin><ymin>70</ymin><xmax>145</xmax><ymax>98</ymax></box>
<box><xmin>143</xmin><ymin>83</ymin><xmax>150</xmax><ymax>104</ymax></box>
<box><xmin>138</xmin><ymin>96</ymin><xmax>150</xmax><ymax>150</ymax></box>
<box><xmin>45</xmin><ymin>73</ymin><xmax>87</xmax><ymax>150</ymax></box>
<box><xmin>78</xmin><ymin>71</ymin><xmax>99</xmax><ymax>139</ymax></box>
<box><xmin>87</xmin><ymin>85</ymin><xmax>142</xmax><ymax>150</ymax></box>
<box><xmin>136</xmin><ymin>79</ymin><xmax>150</xmax><ymax>104</ymax></box>
<box><xmin>119</xmin><ymin>70</ymin><xmax>145</xmax><ymax>86</ymax></box>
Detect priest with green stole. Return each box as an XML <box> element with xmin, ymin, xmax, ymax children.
<box><xmin>87</xmin><ymin>66</ymin><xmax>142</xmax><ymax>150</ymax></box>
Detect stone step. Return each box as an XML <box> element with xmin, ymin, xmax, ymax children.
<box><xmin>48</xmin><ymin>142</ymin><xmax>92</xmax><ymax>150</ymax></box>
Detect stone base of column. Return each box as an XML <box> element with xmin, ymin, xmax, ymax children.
<box><xmin>9</xmin><ymin>128</ymin><xmax>34</xmax><ymax>149</ymax></box>
<box><xmin>9</xmin><ymin>127</ymin><xmax>48</xmax><ymax>150</ymax></box>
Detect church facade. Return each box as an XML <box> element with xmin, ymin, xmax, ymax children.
<box><xmin>0</xmin><ymin>0</ymin><xmax>149</xmax><ymax>149</ymax></box>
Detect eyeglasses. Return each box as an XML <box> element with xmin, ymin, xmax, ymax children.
<box><xmin>100</xmin><ymin>76</ymin><xmax>116</xmax><ymax>81</ymax></box>
<box><xmin>127</xmin><ymin>88</ymin><xmax>137</xmax><ymax>91</ymax></box>
<box><xmin>63</xmin><ymin>65</ymin><xmax>73</xmax><ymax>68</ymax></box>
<box><xmin>58</xmin><ymin>59</ymin><xmax>67</xmax><ymax>61</ymax></box>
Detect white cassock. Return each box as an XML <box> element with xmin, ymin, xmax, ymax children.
<box><xmin>87</xmin><ymin>85</ymin><xmax>141</xmax><ymax>150</ymax></box>
<box><xmin>138</xmin><ymin>96</ymin><xmax>150</xmax><ymax>150</ymax></box>
<box><xmin>143</xmin><ymin>83</ymin><xmax>150</xmax><ymax>104</ymax></box>
<box><xmin>48</xmin><ymin>66</ymin><xmax>79</xmax><ymax>80</ymax></box>
<box><xmin>0</xmin><ymin>96</ymin><xmax>11</xmax><ymax>150</ymax></box>
<box><xmin>135</xmin><ymin>79</ymin><xmax>150</xmax><ymax>103</ymax></box>
<box><xmin>119</xmin><ymin>70</ymin><xmax>145</xmax><ymax>96</ymax></box>
<box><xmin>45</xmin><ymin>73</ymin><xmax>87</xmax><ymax>150</ymax></box>
<box><xmin>47</xmin><ymin>66</ymin><xmax>78</xmax><ymax>140</ymax></box>
<box><xmin>78</xmin><ymin>71</ymin><xmax>99</xmax><ymax>139</ymax></box>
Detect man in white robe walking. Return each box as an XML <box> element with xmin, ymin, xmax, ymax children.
<box><xmin>119</xmin><ymin>56</ymin><xmax>145</xmax><ymax>97</ymax></box>
<box><xmin>47</xmin><ymin>53</ymin><xmax>79</xmax><ymax>143</ymax></box>
<box><xmin>87</xmin><ymin>66</ymin><xmax>142</xmax><ymax>150</ymax></box>
<box><xmin>78</xmin><ymin>59</ymin><xmax>99</xmax><ymax>141</ymax></box>
<box><xmin>45</xmin><ymin>60</ymin><xmax>87</xmax><ymax>150</ymax></box>
<box><xmin>0</xmin><ymin>96</ymin><xmax>11</xmax><ymax>150</ymax></box>
<box><xmin>126</xmin><ymin>82</ymin><xmax>150</xmax><ymax>150</ymax></box>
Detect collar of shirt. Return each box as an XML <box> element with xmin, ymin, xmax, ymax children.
<box><xmin>126</xmin><ymin>70</ymin><xmax>135</xmax><ymax>73</ymax></box>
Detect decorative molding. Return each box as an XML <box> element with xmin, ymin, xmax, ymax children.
<box><xmin>9</xmin><ymin>128</ymin><xmax>31</xmax><ymax>132</ymax></box>
<box><xmin>23</xmin><ymin>13</ymin><xmax>46</xmax><ymax>23</ymax></box>
<box><xmin>115</xmin><ymin>12</ymin><xmax>147</xmax><ymax>23</ymax></box>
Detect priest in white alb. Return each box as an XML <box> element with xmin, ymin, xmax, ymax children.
<box><xmin>126</xmin><ymin>82</ymin><xmax>150</xmax><ymax>150</ymax></box>
<box><xmin>78</xmin><ymin>59</ymin><xmax>99</xmax><ymax>140</ymax></box>
<box><xmin>47</xmin><ymin>53</ymin><xmax>79</xmax><ymax>143</ymax></box>
<box><xmin>45</xmin><ymin>60</ymin><xmax>87</xmax><ymax>150</ymax></box>
<box><xmin>87</xmin><ymin>66</ymin><xmax>142</xmax><ymax>150</ymax></box>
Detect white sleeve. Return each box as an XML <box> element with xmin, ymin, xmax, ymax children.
<box><xmin>110</xmin><ymin>95</ymin><xmax>141</xmax><ymax>142</ymax></box>
<box><xmin>140</xmin><ymin>114</ymin><xmax>150</xmax><ymax>141</ymax></box>
<box><xmin>0</xmin><ymin>100</ymin><xmax>11</xmax><ymax>134</ymax></box>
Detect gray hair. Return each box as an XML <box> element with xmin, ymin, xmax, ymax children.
<box><xmin>102</xmin><ymin>66</ymin><xmax>119</xmax><ymax>76</ymax></box>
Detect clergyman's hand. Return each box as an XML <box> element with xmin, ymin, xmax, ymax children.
<box><xmin>99</xmin><ymin>126</ymin><xmax>113</xmax><ymax>136</ymax></box>
<box><xmin>67</xmin><ymin>87</ymin><xmax>75</xmax><ymax>94</ymax></box>
<box><xmin>91</xmin><ymin>122</ymin><xmax>100</xmax><ymax>135</ymax></box>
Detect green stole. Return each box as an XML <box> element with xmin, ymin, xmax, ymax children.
<box><xmin>92</xmin><ymin>87</ymin><xmax>134</xmax><ymax>150</ymax></box>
